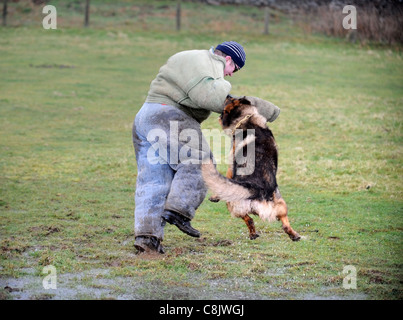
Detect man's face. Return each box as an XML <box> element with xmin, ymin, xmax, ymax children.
<box><xmin>224</xmin><ymin>56</ymin><xmax>238</xmax><ymax>77</ymax></box>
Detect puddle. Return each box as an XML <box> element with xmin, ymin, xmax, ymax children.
<box><xmin>0</xmin><ymin>269</ymin><xmax>271</xmax><ymax>300</ymax></box>
<box><xmin>0</xmin><ymin>267</ymin><xmax>368</xmax><ymax>300</ymax></box>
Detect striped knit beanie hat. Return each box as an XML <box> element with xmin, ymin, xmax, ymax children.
<box><xmin>215</xmin><ymin>41</ymin><xmax>246</xmax><ymax>69</ymax></box>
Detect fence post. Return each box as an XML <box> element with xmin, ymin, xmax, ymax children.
<box><xmin>264</xmin><ymin>6</ymin><xmax>269</xmax><ymax>35</ymax></box>
<box><xmin>84</xmin><ymin>0</ymin><xmax>90</xmax><ymax>27</ymax></box>
<box><xmin>2</xmin><ymin>0</ymin><xmax>8</xmax><ymax>27</ymax></box>
<box><xmin>176</xmin><ymin>0</ymin><xmax>181</xmax><ymax>31</ymax></box>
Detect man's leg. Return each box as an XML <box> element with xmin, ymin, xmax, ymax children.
<box><xmin>162</xmin><ymin>119</ymin><xmax>213</xmax><ymax>237</ymax></box>
<box><xmin>162</xmin><ymin>163</ymin><xmax>207</xmax><ymax>237</ymax></box>
<box><xmin>133</xmin><ymin>115</ymin><xmax>173</xmax><ymax>253</ymax></box>
<box><xmin>134</xmin><ymin>146</ymin><xmax>173</xmax><ymax>240</ymax></box>
<box><xmin>133</xmin><ymin>103</ymin><xmax>212</xmax><ymax>242</ymax></box>
<box><xmin>164</xmin><ymin>163</ymin><xmax>207</xmax><ymax>220</ymax></box>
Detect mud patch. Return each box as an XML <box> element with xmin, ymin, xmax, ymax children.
<box><xmin>0</xmin><ymin>268</ymin><xmax>368</xmax><ymax>300</ymax></box>
<box><xmin>0</xmin><ymin>269</ymin><xmax>267</xmax><ymax>300</ymax></box>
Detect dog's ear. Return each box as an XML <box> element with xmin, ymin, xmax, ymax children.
<box><xmin>224</xmin><ymin>95</ymin><xmax>234</xmax><ymax>106</ymax></box>
<box><xmin>220</xmin><ymin>97</ymin><xmax>232</xmax><ymax>126</ymax></box>
<box><xmin>238</xmin><ymin>96</ymin><xmax>251</xmax><ymax>105</ymax></box>
<box><xmin>221</xmin><ymin>107</ymin><xmax>232</xmax><ymax>128</ymax></box>
<box><xmin>221</xmin><ymin>100</ymin><xmax>241</xmax><ymax>127</ymax></box>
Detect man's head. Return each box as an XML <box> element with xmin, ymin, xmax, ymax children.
<box><xmin>215</xmin><ymin>41</ymin><xmax>246</xmax><ymax>77</ymax></box>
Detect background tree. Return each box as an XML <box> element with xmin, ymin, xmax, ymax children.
<box><xmin>2</xmin><ymin>0</ymin><xmax>8</xmax><ymax>27</ymax></box>
<box><xmin>176</xmin><ymin>0</ymin><xmax>181</xmax><ymax>31</ymax></box>
<box><xmin>84</xmin><ymin>0</ymin><xmax>90</xmax><ymax>27</ymax></box>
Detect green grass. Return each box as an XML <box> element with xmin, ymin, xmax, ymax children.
<box><xmin>0</xmin><ymin>0</ymin><xmax>402</xmax><ymax>300</ymax></box>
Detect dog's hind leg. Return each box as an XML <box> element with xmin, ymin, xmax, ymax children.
<box><xmin>278</xmin><ymin>215</ymin><xmax>301</xmax><ymax>241</ymax></box>
<box><xmin>274</xmin><ymin>193</ymin><xmax>301</xmax><ymax>241</ymax></box>
<box><xmin>243</xmin><ymin>214</ymin><xmax>259</xmax><ymax>240</ymax></box>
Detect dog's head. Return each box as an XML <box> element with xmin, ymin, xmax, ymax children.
<box><xmin>219</xmin><ymin>96</ymin><xmax>256</xmax><ymax>133</ymax></box>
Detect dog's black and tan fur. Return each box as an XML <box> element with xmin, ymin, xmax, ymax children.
<box><xmin>202</xmin><ymin>97</ymin><xmax>301</xmax><ymax>241</ymax></box>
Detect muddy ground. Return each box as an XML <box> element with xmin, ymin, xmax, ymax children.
<box><xmin>1</xmin><ymin>265</ymin><xmax>367</xmax><ymax>300</ymax></box>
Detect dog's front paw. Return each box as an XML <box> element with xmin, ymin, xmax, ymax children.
<box><xmin>249</xmin><ymin>233</ymin><xmax>260</xmax><ymax>240</ymax></box>
<box><xmin>290</xmin><ymin>233</ymin><xmax>301</xmax><ymax>241</ymax></box>
<box><xmin>209</xmin><ymin>196</ymin><xmax>220</xmax><ymax>202</ymax></box>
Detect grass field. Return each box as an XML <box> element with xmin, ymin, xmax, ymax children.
<box><xmin>0</xmin><ymin>0</ymin><xmax>402</xmax><ymax>300</ymax></box>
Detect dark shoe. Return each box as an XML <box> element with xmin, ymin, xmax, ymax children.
<box><xmin>162</xmin><ymin>211</ymin><xmax>201</xmax><ymax>238</ymax></box>
<box><xmin>134</xmin><ymin>236</ymin><xmax>165</xmax><ymax>254</ymax></box>
<box><xmin>208</xmin><ymin>195</ymin><xmax>220</xmax><ymax>203</ymax></box>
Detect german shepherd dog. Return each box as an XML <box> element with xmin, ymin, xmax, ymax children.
<box><xmin>202</xmin><ymin>97</ymin><xmax>301</xmax><ymax>241</ymax></box>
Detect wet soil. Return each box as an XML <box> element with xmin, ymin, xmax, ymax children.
<box><xmin>0</xmin><ymin>267</ymin><xmax>367</xmax><ymax>300</ymax></box>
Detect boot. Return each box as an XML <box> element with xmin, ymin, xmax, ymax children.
<box><xmin>161</xmin><ymin>211</ymin><xmax>201</xmax><ymax>238</ymax></box>
<box><xmin>134</xmin><ymin>236</ymin><xmax>165</xmax><ymax>254</ymax></box>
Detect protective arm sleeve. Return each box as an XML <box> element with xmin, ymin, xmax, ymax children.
<box><xmin>185</xmin><ymin>77</ymin><xmax>232</xmax><ymax>113</ymax></box>
<box><xmin>245</xmin><ymin>96</ymin><xmax>280</xmax><ymax>122</ymax></box>
<box><xmin>229</xmin><ymin>95</ymin><xmax>281</xmax><ymax>122</ymax></box>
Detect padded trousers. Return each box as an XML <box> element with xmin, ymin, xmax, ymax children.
<box><xmin>132</xmin><ymin>103</ymin><xmax>213</xmax><ymax>240</ymax></box>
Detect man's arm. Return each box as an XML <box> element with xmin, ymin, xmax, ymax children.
<box><xmin>182</xmin><ymin>77</ymin><xmax>232</xmax><ymax>113</ymax></box>
<box><xmin>228</xmin><ymin>95</ymin><xmax>280</xmax><ymax>122</ymax></box>
<box><xmin>244</xmin><ymin>96</ymin><xmax>280</xmax><ymax>122</ymax></box>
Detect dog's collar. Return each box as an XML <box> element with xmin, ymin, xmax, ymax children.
<box><xmin>232</xmin><ymin>114</ymin><xmax>253</xmax><ymax>135</ymax></box>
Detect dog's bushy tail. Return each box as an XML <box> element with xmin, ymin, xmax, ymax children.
<box><xmin>201</xmin><ymin>161</ymin><xmax>252</xmax><ymax>202</ymax></box>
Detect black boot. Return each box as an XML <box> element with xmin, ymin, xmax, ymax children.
<box><xmin>161</xmin><ymin>211</ymin><xmax>201</xmax><ymax>238</ymax></box>
<box><xmin>134</xmin><ymin>236</ymin><xmax>165</xmax><ymax>254</ymax></box>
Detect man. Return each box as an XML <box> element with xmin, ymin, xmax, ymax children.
<box><xmin>132</xmin><ymin>41</ymin><xmax>280</xmax><ymax>253</ymax></box>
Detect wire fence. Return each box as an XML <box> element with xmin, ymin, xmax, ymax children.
<box><xmin>2</xmin><ymin>0</ymin><xmax>402</xmax><ymax>45</ymax></box>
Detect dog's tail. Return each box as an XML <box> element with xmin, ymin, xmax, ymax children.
<box><xmin>201</xmin><ymin>160</ymin><xmax>252</xmax><ymax>202</ymax></box>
